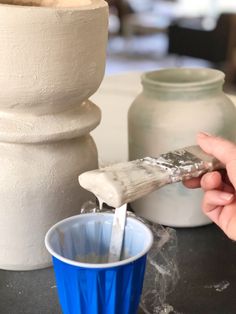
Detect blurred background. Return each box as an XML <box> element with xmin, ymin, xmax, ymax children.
<box><xmin>106</xmin><ymin>0</ymin><xmax>236</xmax><ymax>90</ymax></box>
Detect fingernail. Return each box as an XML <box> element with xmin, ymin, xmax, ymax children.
<box><xmin>198</xmin><ymin>131</ymin><xmax>212</xmax><ymax>138</ymax></box>
<box><xmin>220</xmin><ymin>193</ymin><xmax>234</xmax><ymax>202</ymax></box>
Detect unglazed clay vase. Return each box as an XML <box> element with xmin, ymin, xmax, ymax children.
<box><xmin>128</xmin><ymin>68</ymin><xmax>236</xmax><ymax>227</ymax></box>
<box><xmin>0</xmin><ymin>0</ymin><xmax>108</xmax><ymax>270</ymax></box>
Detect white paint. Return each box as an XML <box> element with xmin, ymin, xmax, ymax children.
<box><xmin>205</xmin><ymin>280</ymin><xmax>230</xmax><ymax>292</ymax></box>
<box><xmin>0</xmin><ymin>0</ymin><xmax>108</xmax><ymax>270</ymax></box>
<box><xmin>97</xmin><ymin>196</ymin><xmax>104</xmax><ymax>211</ymax></box>
<box><xmin>108</xmin><ymin>204</ymin><xmax>127</xmax><ymax>262</ymax></box>
<box><xmin>128</xmin><ymin>68</ymin><xmax>236</xmax><ymax>227</ymax></box>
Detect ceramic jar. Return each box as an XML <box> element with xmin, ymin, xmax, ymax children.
<box><xmin>0</xmin><ymin>0</ymin><xmax>108</xmax><ymax>270</ymax></box>
<box><xmin>128</xmin><ymin>68</ymin><xmax>236</xmax><ymax>227</ymax></box>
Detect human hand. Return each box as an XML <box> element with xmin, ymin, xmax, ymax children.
<box><xmin>184</xmin><ymin>132</ymin><xmax>236</xmax><ymax>240</ymax></box>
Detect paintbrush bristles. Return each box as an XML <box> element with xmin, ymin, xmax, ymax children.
<box><xmin>79</xmin><ymin>145</ymin><xmax>224</xmax><ymax>207</ymax></box>
<box><xmin>79</xmin><ymin>160</ymin><xmax>169</xmax><ymax>208</ymax></box>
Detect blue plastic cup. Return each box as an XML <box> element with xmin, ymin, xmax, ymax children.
<box><xmin>45</xmin><ymin>212</ymin><xmax>153</xmax><ymax>314</ymax></box>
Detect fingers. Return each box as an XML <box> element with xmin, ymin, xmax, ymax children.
<box><xmin>184</xmin><ymin>169</ymin><xmax>223</xmax><ymax>189</ymax></box>
<box><xmin>183</xmin><ymin>177</ymin><xmax>201</xmax><ymax>189</ymax></box>
<box><xmin>200</xmin><ymin>171</ymin><xmax>234</xmax><ymax>193</ymax></box>
<box><xmin>197</xmin><ymin>132</ymin><xmax>236</xmax><ymax>165</ymax></box>
<box><xmin>186</xmin><ymin>132</ymin><xmax>236</xmax><ymax>240</ymax></box>
<box><xmin>225</xmin><ymin>214</ymin><xmax>236</xmax><ymax>240</ymax></box>
<box><xmin>184</xmin><ymin>171</ymin><xmax>234</xmax><ymax>195</ymax></box>
<box><xmin>198</xmin><ymin>133</ymin><xmax>236</xmax><ymax>188</ymax></box>
<box><xmin>202</xmin><ymin>190</ymin><xmax>234</xmax><ymax>231</ymax></box>
<box><xmin>202</xmin><ymin>190</ymin><xmax>234</xmax><ymax>213</ymax></box>
<box><xmin>202</xmin><ymin>191</ymin><xmax>236</xmax><ymax>240</ymax></box>
<box><xmin>200</xmin><ymin>171</ymin><xmax>222</xmax><ymax>190</ymax></box>
<box><xmin>184</xmin><ymin>170</ymin><xmax>228</xmax><ymax>189</ymax></box>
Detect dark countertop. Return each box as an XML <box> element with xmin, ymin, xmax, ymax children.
<box><xmin>166</xmin><ymin>224</ymin><xmax>236</xmax><ymax>314</ymax></box>
<box><xmin>1</xmin><ymin>224</ymin><xmax>236</xmax><ymax>314</ymax></box>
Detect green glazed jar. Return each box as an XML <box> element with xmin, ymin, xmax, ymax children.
<box><xmin>128</xmin><ymin>68</ymin><xmax>236</xmax><ymax>227</ymax></box>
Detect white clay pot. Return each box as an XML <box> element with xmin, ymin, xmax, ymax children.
<box><xmin>0</xmin><ymin>0</ymin><xmax>108</xmax><ymax>270</ymax></box>
<box><xmin>128</xmin><ymin>68</ymin><xmax>236</xmax><ymax>227</ymax></box>
<box><xmin>0</xmin><ymin>0</ymin><xmax>108</xmax><ymax>115</ymax></box>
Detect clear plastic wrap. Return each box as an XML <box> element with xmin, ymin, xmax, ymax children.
<box><xmin>139</xmin><ymin>220</ymin><xmax>179</xmax><ymax>313</ymax></box>
<box><xmin>80</xmin><ymin>201</ymin><xmax>179</xmax><ymax>313</ymax></box>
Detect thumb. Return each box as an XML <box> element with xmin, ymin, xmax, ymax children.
<box><xmin>197</xmin><ymin>132</ymin><xmax>236</xmax><ymax>188</ymax></box>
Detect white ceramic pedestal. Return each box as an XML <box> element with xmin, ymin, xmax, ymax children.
<box><xmin>0</xmin><ymin>0</ymin><xmax>108</xmax><ymax>270</ymax></box>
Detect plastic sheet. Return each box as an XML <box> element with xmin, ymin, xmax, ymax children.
<box><xmin>139</xmin><ymin>219</ymin><xmax>179</xmax><ymax>313</ymax></box>
<box><xmin>80</xmin><ymin>201</ymin><xmax>179</xmax><ymax>313</ymax></box>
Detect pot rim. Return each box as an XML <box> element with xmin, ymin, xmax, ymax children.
<box><xmin>141</xmin><ymin>68</ymin><xmax>225</xmax><ymax>90</ymax></box>
<box><xmin>0</xmin><ymin>0</ymin><xmax>107</xmax><ymax>10</ymax></box>
<box><xmin>45</xmin><ymin>212</ymin><xmax>154</xmax><ymax>269</ymax></box>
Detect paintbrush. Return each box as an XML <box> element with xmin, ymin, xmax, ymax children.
<box><xmin>79</xmin><ymin>145</ymin><xmax>224</xmax><ymax>208</ymax></box>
